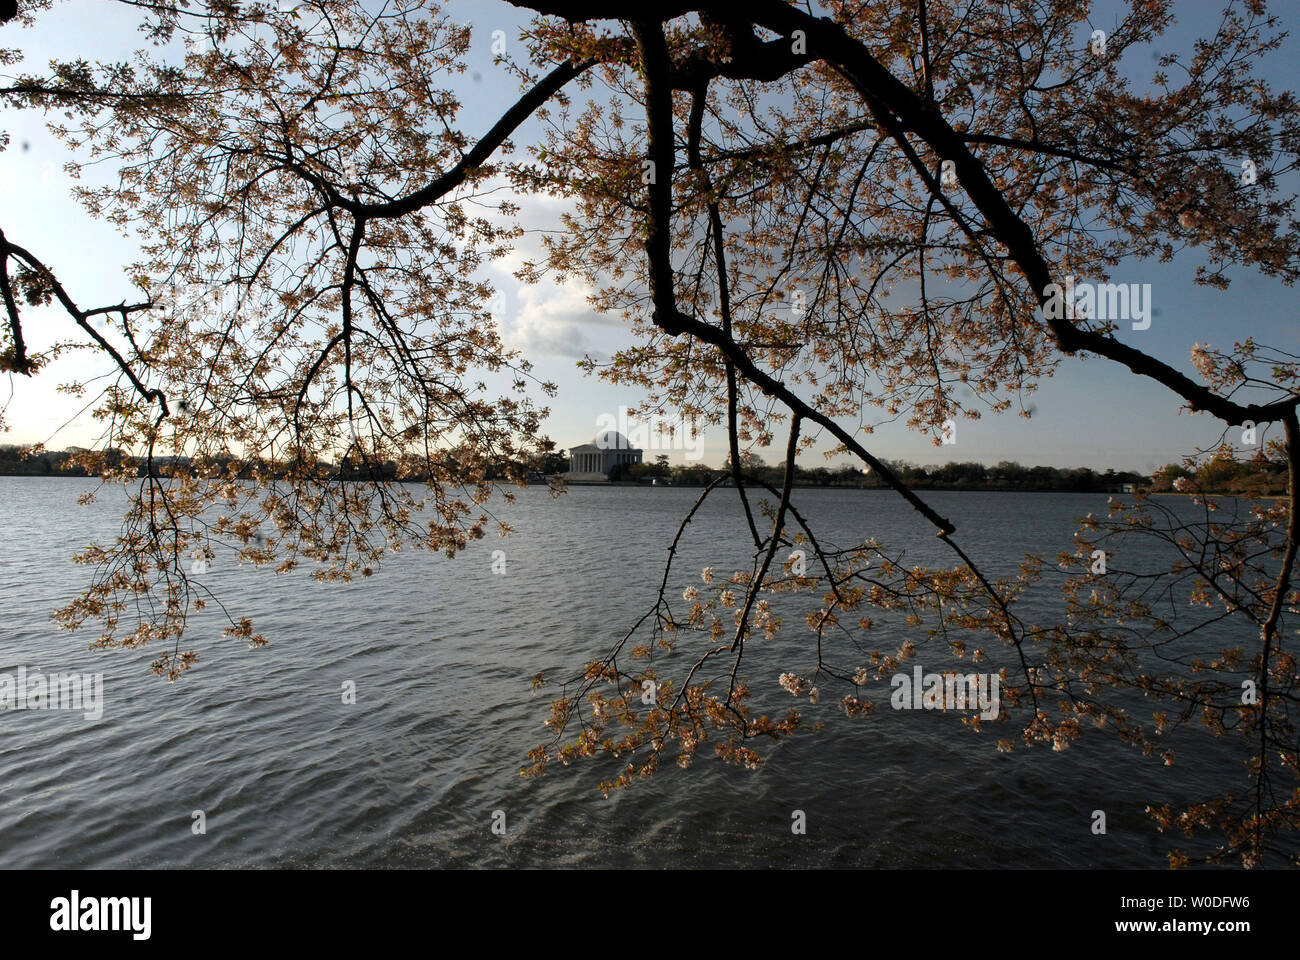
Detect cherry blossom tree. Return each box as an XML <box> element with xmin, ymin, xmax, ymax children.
<box><xmin>3</xmin><ymin>0</ymin><xmax>1297</xmax><ymax>866</ymax></box>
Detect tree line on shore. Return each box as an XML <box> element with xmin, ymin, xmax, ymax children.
<box><xmin>606</xmin><ymin>452</ymin><xmax>1287</xmax><ymax>495</ymax></box>
<box><xmin>5</xmin><ymin>444</ymin><xmax>1282</xmax><ymax>496</ymax></box>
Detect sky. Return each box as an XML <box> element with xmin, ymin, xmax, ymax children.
<box><xmin>0</xmin><ymin>0</ymin><xmax>1296</xmax><ymax>474</ymax></box>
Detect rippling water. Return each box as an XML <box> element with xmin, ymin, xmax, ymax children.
<box><xmin>0</xmin><ymin>477</ymin><xmax>1269</xmax><ymax>868</ymax></box>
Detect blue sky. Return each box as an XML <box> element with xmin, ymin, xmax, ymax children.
<box><xmin>1</xmin><ymin>0</ymin><xmax>1295</xmax><ymax>473</ymax></box>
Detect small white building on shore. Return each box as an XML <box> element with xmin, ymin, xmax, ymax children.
<box><xmin>566</xmin><ymin>430</ymin><xmax>643</xmax><ymax>481</ymax></box>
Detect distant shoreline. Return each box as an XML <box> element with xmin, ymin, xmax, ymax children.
<box><xmin>3</xmin><ymin>473</ymin><xmax>1286</xmax><ymax>499</ymax></box>
<box><xmin>560</xmin><ymin>479</ymin><xmax>1142</xmax><ymax>493</ymax></box>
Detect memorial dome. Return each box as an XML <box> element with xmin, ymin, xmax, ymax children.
<box><xmin>595</xmin><ymin>430</ymin><xmax>634</xmax><ymax>449</ymax></box>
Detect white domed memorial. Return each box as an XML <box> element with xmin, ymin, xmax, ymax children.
<box><xmin>566</xmin><ymin>430</ymin><xmax>643</xmax><ymax>481</ymax></box>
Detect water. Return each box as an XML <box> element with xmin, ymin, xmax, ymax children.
<box><xmin>0</xmin><ymin>477</ymin><xmax>1279</xmax><ymax>868</ymax></box>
